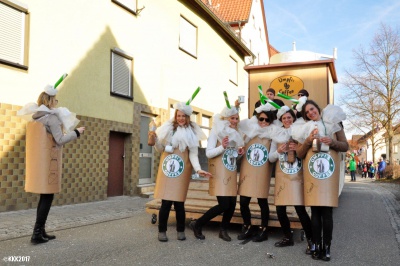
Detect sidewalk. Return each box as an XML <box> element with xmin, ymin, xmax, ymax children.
<box><xmin>0</xmin><ymin>196</ymin><xmax>150</xmax><ymax>241</ymax></box>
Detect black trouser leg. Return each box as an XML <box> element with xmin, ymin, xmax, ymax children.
<box><xmin>295</xmin><ymin>205</ymin><xmax>312</xmax><ymax>240</ymax></box>
<box><xmin>311</xmin><ymin>206</ymin><xmax>323</xmax><ymax>244</ymax></box>
<box><xmin>321</xmin><ymin>207</ymin><xmax>333</xmax><ymax>244</ymax></box>
<box><xmin>239</xmin><ymin>196</ymin><xmax>252</xmax><ymax>225</ymax></box>
<box><xmin>35</xmin><ymin>194</ymin><xmax>54</xmax><ymax>228</ymax></box>
<box><xmin>276</xmin><ymin>205</ymin><xmax>291</xmax><ymax>236</ymax></box>
<box><xmin>173</xmin><ymin>201</ymin><xmax>185</xmax><ymax>232</ymax></box>
<box><xmin>257</xmin><ymin>198</ymin><xmax>269</xmax><ymax>227</ymax></box>
<box><xmin>197</xmin><ymin>196</ymin><xmax>236</xmax><ymax>230</ymax></box>
<box><xmin>158</xmin><ymin>200</ymin><xmax>173</xmax><ymax>232</ymax></box>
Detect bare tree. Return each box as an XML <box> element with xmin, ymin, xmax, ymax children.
<box><xmin>340</xmin><ymin>23</ymin><xmax>400</xmax><ymax>165</ymax></box>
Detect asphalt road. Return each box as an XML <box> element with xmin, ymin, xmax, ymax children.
<box><xmin>1</xmin><ymin>180</ymin><xmax>399</xmax><ymax>266</ymax></box>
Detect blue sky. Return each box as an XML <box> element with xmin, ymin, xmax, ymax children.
<box><xmin>263</xmin><ymin>0</ymin><xmax>400</xmax><ymax>103</ymax></box>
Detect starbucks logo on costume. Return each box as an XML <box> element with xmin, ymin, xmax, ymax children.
<box><xmin>162</xmin><ymin>154</ymin><xmax>185</xmax><ymax>178</ymax></box>
<box><xmin>222</xmin><ymin>149</ymin><xmax>237</xmax><ymax>171</ymax></box>
<box><xmin>246</xmin><ymin>143</ymin><xmax>268</xmax><ymax>167</ymax></box>
<box><xmin>308</xmin><ymin>153</ymin><xmax>335</xmax><ymax>179</ymax></box>
<box><xmin>279</xmin><ymin>156</ymin><xmax>302</xmax><ymax>174</ymax></box>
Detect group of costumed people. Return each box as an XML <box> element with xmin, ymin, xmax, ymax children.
<box><xmin>18</xmin><ymin>78</ymin><xmax>348</xmax><ymax>262</ymax></box>
<box><xmin>152</xmin><ymin>87</ymin><xmax>348</xmax><ymax>262</ymax></box>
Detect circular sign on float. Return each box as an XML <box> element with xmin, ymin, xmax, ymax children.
<box><xmin>269</xmin><ymin>75</ymin><xmax>304</xmax><ymax>97</ymax></box>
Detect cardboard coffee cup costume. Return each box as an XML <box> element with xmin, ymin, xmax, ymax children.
<box><xmin>208</xmin><ymin>92</ymin><xmax>244</xmax><ymax>196</ymax></box>
<box><xmin>17</xmin><ymin>74</ymin><xmax>80</xmax><ymax>194</ymax></box>
<box><xmin>292</xmin><ymin>104</ymin><xmax>346</xmax><ymax>207</ymax></box>
<box><xmin>237</xmin><ymin>101</ymin><xmax>276</xmax><ymax>199</ymax></box>
<box><xmin>153</xmin><ymin>88</ymin><xmax>207</xmax><ymax>202</ymax></box>
<box><xmin>270</xmin><ymin>106</ymin><xmax>306</xmax><ymax>206</ymax></box>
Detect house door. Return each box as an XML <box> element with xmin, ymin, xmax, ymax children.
<box><xmin>108</xmin><ymin>131</ymin><xmax>126</xmax><ymax>196</ymax></box>
<box><xmin>139</xmin><ymin>115</ymin><xmax>154</xmax><ymax>184</ymax></box>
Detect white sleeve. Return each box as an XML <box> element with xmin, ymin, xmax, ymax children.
<box><xmin>154</xmin><ymin>137</ymin><xmax>164</xmax><ymax>153</ymax></box>
<box><xmin>189</xmin><ymin>146</ymin><xmax>201</xmax><ymax>172</ymax></box>
<box><xmin>206</xmin><ymin>129</ymin><xmax>225</xmax><ymax>158</ymax></box>
<box><xmin>269</xmin><ymin>141</ymin><xmax>281</xmax><ymax>163</ymax></box>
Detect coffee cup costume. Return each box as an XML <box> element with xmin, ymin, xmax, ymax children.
<box><xmin>190</xmin><ymin>92</ymin><xmax>243</xmax><ymax>242</ymax></box>
<box><xmin>269</xmin><ymin>105</ymin><xmax>313</xmax><ymax>251</ymax></box>
<box><xmin>236</xmin><ymin>99</ymin><xmax>276</xmax><ymax>242</ymax></box>
<box><xmin>17</xmin><ymin>74</ymin><xmax>82</xmax><ymax>244</ymax></box>
<box><xmin>153</xmin><ymin>102</ymin><xmax>206</xmax><ymax>202</ymax></box>
<box><xmin>207</xmin><ymin>105</ymin><xmax>244</xmax><ymax>196</ymax></box>
<box><xmin>293</xmin><ymin>104</ymin><xmax>348</xmax><ymax>207</ymax></box>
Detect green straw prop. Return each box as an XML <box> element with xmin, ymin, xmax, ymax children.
<box><xmin>277</xmin><ymin>92</ymin><xmax>299</xmax><ymax>104</ymax></box>
<box><xmin>258</xmin><ymin>86</ymin><xmax>268</xmax><ymax>105</ymax></box>
<box><xmin>54</xmin><ymin>73</ymin><xmax>68</xmax><ymax>88</ymax></box>
<box><xmin>266</xmin><ymin>99</ymin><xmax>281</xmax><ymax>109</ymax></box>
<box><xmin>186</xmin><ymin>87</ymin><xmax>201</xmax><ymax>105</ymax></box>
<box><xmin>223</xmin><ymin>91</ymin><xmax>231</xmax><ymax>109</ymax></box>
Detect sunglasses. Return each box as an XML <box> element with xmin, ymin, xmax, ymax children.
<box><xmin>258</xmin><ymin>117</ymin><xmax>270</xmax><ymax>123</ymax></box>
<box><xmin>298</xmin><ymin>93</ymin><xmax>304</xmax><ymax>97</ymax></box>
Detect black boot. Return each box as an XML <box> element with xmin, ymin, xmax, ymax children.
<box><xmin>252</xmin><ymin>226</ymin><xmax>268</xmax><ymax>242</ymax></box>
<box><xmin>312</xmin><ymin>242</ymin><xmax>322</xmax><ymax>260</ymax></box>
<box><xmin>321</xmin><ymin>243</ymin><xmax>331</xmax><ymax>261</ymax></box>
<box><xmin>306</xmin><ymin>238</ymin><xmax>315</xmax><ymax>255</ymax></box>
<box><xmin>237</xmin><ymin>224</ymin><xmax>253</xmax><ymax>240</ymax></box>
<box><xmin>219</xmin><ymin>230</ymin><xmax>231</xmax><ymax>242</ymax></box>
<box><xmin>41</xmin><ymin>227</ymin><xmax>56</xmax><ymax>240</ymax></box>
<box><xmin>31</xmin><ymin>226</ymin><xmax>49</xmax><ymax>244</ymax></box>
<box><xmin>189</xmin><ymin>220</ymin><xmax>205</xmax><ymax>240</ymax></box>
<box><xmin>274</xmin><ymin>232</ymin><xmax>294</xmax><ymax>247</ymax></box>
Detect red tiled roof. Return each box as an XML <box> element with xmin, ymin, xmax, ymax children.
<box><xmin>269</xmin><ymin>44</ymin><xmax>279</xmax><ymax>56</ymax></box>
<box><xmin>200</xmin><ymin>0</ymin><xmax>253</xmax><ymax>23</ymax></box>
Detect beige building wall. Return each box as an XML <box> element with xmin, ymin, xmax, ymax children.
<box><xmin>0</xmin><ymin>0</ymin><xmax>251</xmax><ymax>211</ymax></box>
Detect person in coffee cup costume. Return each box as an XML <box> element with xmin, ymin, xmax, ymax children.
<box><xmin>152</xmin><ymin>95</ymin><xmax>211</xmax><ymax>242</ymax></box>
<box><xmin>190</xmin><ymin>92</ymin><xmax>244</xmax><ymax>242</ymax></box>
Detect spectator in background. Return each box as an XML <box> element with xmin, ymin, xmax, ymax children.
<box><xmin>349</xmin><ymin>156</ymin><xmax>357</xmax><ymax>182</ymax></box>
<box><xmin>253</xmin><ymin>88</ymin><xmax>284</xmax><ymax>115</ymax></box>
<box><xmin>377</xmin><ymin>158</ymin><xmax>386</xmax><ymax>179</ymax></box>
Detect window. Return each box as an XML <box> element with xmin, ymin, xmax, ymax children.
<box><xmin>111</xmin><ymin>48</ymin><xmax>133</xmax><ymax>99</ymax></box>
<box><xmin>395</xmin><ymin>145</ymin><xmax>398</xmax><ymax>154</ymax></box>
<box><xmin>0</xmin><ymin>0</ymin><xmax>29</xmax><ymax>69</ymax></box>
<box><xmin>229</xmin><ymin>56</ymin><xmax>238</xmax><ymax>85</ymax></box>
<box><xmin>179</xmin><ymin>16</ymin><xmax>197</xmax><ymax>58</ymax></box>
<box><xmin>112</xmin><ymin>0</ymin><xmax>137</xmax><ymax>14</ymax></box>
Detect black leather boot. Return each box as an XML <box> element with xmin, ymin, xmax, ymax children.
<box><xmin>41</xmin><ymin>227</ymin><xmax>56</xmax><ymax>240</ymax></box>
<box><xmin>189</xmin><ymin>220</ymin><xmax>205</xmax><ymax>240</ymax></box>
<box><xmin>237</xmin><ymin>224</ymin><xmax>253</xmax><ymax>240</ymax></box>
<box><xmin>321</xmin><ymin>243</ymin><xmax>331</xmax><ymax>261</ymax></box>
<box><xmin>312</xmin><ymin>242</ymin><xmax>321</xmax><ymax>260</ymax></box>
<box><xmin>31</xmin><ymin>226</ymin><xmax>49</xmax><ymax>244</ymax></box>
<box><xmin>306</xmin><ymin>238</ymin><xmax>315</xmax><ymax>255</ymax></box>
<box><xmin>219</xmin><ymin>229</ymin><xmax>231</xmax><ymax>242</ymax></box>
<box><xmin>274</xmin><ymin>232</ymin><xmax>294</xmax><ymax>247</ymax></box>
<box><xmin>252</xmin><ymin>226</ymin><xmax>268</xmax><ymax>242</ymax></box>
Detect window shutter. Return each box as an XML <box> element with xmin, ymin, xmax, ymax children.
<box><xmin>0</xmin><ymin>3</ymin><xmax>25</xmax><ymax>64</ymax></box>
<box><xmin>112</xmin><ymin>52</ymin><xmax>132</xmax><ymax>97</ymax></box>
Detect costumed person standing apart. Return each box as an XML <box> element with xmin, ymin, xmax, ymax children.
<box><xmin>17</xmin><ymin>74</ymin><xmax>84</xmax><ymax>244</ymax></box>
<box><xmin>152</xmin><ymin>88</ymin><xmax>211</xmax><ymax>242</ymax></box>
<box><xmin>236</xmin><ymin>98</ymin><xmax>277</xmax><ymax>242</ymax></box>
<box><xmin>269</xmin><ymin>105</ymin><xmax>313</xmax><ymax>254</ymax></box>
<box><xmin>294</xmin><ymin>100</ymin><xmax>348</xmax><ymax>261</ymax></box>
<box><xmin>190</xmin><ymin>91</ymin><xmax>244</xmax><ymax>241</ymax></box>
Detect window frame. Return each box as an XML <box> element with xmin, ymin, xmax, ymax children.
<box><xmin>110</xmin><ymin>48</ymin><xmax>134</xmax><ymax>100</ymax></box>
<box><xmin>0</xmin><ymin>0</ymin><xmax>29</xmax><ymax>70</ymax></box>
<box><xmin>229</xmin><ymin>56</ymin><xmax>238</xmax><ymax>86</ymax></box>
<box><xmin>179</xmin><ymin>15</ymin><xmax>198</xmax><ymax>59</ymax></box>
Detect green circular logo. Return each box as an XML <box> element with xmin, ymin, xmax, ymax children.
<box><xmin>279</xmin><ymin>155</ymin><xmax>302</xmax><ymax>174</ymax></box>
<box><xmin>222</xmin><ymin>149</ymin><xmax>237</xmax><ymax>171</ymax></box>
<box><xmin>246</xmin><ymin>143</ymin><xmax>269</xmax><ymax>167</ymax></box>
<box><xmin>162</xmin><ymin>154</ymin><xmax>185</xmax><ymax>178</ymax></box>
<box><xmin>308</xmin><ymin>153</ymin><xmax>335</xmax><ymax>179</ymax></box>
